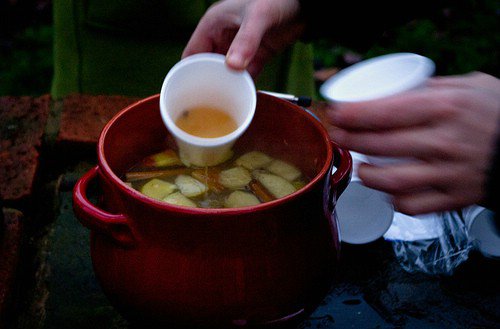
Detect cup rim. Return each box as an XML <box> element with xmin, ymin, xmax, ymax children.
<box><xmin>159</xmin><ymin>53</ymin><xmax>256</xmax><ymax>147</ymax></box>
<box><xmin>320</xmin><ymin>52</ymin><xmax>435</xmax><ymax>103</ymax></box>
<box><xmin>97</xmin><ymin>94</ymin><xmax>336</xmax><ymax>215</ymax></box>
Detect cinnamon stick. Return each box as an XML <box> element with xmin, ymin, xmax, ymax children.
<box><xmin>125</xmin><ymin>168</ymin><xmax>191</xmax><ymax>182</ymax></box>
<box><xmin>249</xmin><ymin>179</ymin><xmax>275</xmax><ymax>203</ymax></box>
<box><xmin>191</xmin><ymin>168</ymin><xmax>225</xmax><ymax>193</ymax></box>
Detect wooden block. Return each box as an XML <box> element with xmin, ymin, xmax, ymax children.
<box><xmin>57</xmin><ymin>95</ymin><xmax>140</xmax><ymax>145</ymax></box>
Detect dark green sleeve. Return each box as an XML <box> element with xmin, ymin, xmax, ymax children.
<box><xmin>298</xmin><ymin>0</ymin><xmax>442</xmax><ymax>50</ymax></box>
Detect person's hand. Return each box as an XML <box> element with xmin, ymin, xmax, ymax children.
<box><xmin>328</xmin><ymin>72</ymin><xmax>500</xmax><ymax>215</ymax></box>
<box><xmin>182</xmin><ymin>0</ymin><xmax>304</xmax><ymax>77</ymax></box>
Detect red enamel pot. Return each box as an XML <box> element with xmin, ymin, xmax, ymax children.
<box><xmin>73</xmin><ymin>93</ymin><xmax>352</xmax><ymax>328</ymax></box>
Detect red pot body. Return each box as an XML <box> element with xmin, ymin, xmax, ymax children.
<box><xmin>73</xmin><ymin>93</ymin><xmax>352</xmax><ymax>327</ymax></box>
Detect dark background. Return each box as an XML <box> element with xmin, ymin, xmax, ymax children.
<box><xmin>0</xmin><ymin>0</ymin><xmax>498</xmax><ymax>97</ymax></box>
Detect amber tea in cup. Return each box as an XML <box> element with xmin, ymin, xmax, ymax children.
<box><xmin>175</xmin><ymin>106</ymin><xmax>238</xmax><ymax>138</ymax></box>
<box><xmin>160</xmin><ymin>53</ymin><xmax>256</xmax><ymax>167</ymax></box>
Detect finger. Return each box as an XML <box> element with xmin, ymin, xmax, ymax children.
<box><xmin>358</xmin><ymin>162</ymin><xmax>483</xmax><ymax>214</ymax></box>
<box><xmin>330</xmin><ymin>127</ymin><xmax>457</xmax><ymax>160</ymax></box>
<box><xmin>428</xmin><ymin>72</ymin><xmax>500</xmax><ymax>92</ymax></box>
<box><xmin>182</xmin><ymin>20</ymin><xmax>217</xmax><ymax>58</ymax></box>
<box><xmin>182</xmin><ymin>35</ymin><xmax>214</xmax><ymax>58</ymax></box>
<box><xmin>392</xmin><ymin>190</ymin><xmax>469</xmax><ymax>215</ymax></box>
<box><xmin>183</xmin><ymin>5</ymin><xmax>243</xmax><ymax>58</ymax></box>
<box><xmin>328</xmin><ymin>89</ymin><xmax>453</xmax><ymax>130</ymax></box>
<box><xmin>225</xmin><ymin>6</ymin><xmax>273</xmax><ymax>70</ymax></box>
<box><xmin>427</xmin><ymin>75</ymin><xmax>473</xmax><ymax>88</ymax></box>
<box><xmin>357</xmin><ymin>162</ymin><xmax>463</xmax><ymax>194</ymax></box>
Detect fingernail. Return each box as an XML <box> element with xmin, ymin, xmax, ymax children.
<box><xmin>226</xmin><ymin>50</ymin><xmax>248</xmax><ymax>70</ymax></box>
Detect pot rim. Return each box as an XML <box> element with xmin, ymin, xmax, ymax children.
<box><xmin>97</xmin><ymin>93</ymin><xmax>334</xmax><ymax>216</ymax></box>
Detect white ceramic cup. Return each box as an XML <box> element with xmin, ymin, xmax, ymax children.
<box><xmin>463</xmin><ymin>205</ymin><xmax>500</xmax><ymax>258</ymax></box>
<box><xmin>335</xmin><ymin>152</ymin><xmax>394</xmax><ymax>244</ymax></box>
<box><xmin>160</xmin><ymin>53</ymin><xmax>256</xmax><ymax>167</ymax></box>
<box><xmin>320</xmin><ymin>52</ymin><xmax>435</xmax><ymax>166</ymax></box>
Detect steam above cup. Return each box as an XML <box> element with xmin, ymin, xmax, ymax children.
<box><xmin>160</xmin><ymin>53</ymin><xmax>256</xmax><ymax>167</ymax></box>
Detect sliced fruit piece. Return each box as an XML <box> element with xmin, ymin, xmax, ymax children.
<box><xmin>235</xmin><ymin>151</ymin><xmax>272</xmax><ymax>170</ymax></box>
<box><xmin>163</xmin><ymin>192</ymin><xmax>197</xmax><ymax>207</ymax></box>
<box><xmin>252</xmin><ymin>171</ymin><xmax>296</xmax><ymax>199</ymax></box>
<box><xmin>218</xmin><ymin>167</ymin><xmax>252</xmax><ymax>189</ymax></box>
<box><xmin>224</xmin><ymin>191</ymin><xmax>261</xmax><ymax>208</ymax></box>
<box><xmin>140</xmin><ymin>178</ymin><xmax>177</xmax><ymax>200</ymax></box>
<box><xmin>292</xmin><ymin>180</ymin><xmax>306</xmax><ymax>190</ymax></box>
<box><xmin>175</xmin><ymin>174</ymin><xmax>208</xmax><ymax>197</ymax></box>
<box><xmin>140</xmin><ymin>149</ymin><xmax>182</xmax><ymax>167</ymax></box>
<box><xmin>266</xmin><ymin>159</ymin><xmax>301</xmax><ymax>181</ymax></box>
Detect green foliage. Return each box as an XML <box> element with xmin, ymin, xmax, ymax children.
<box><xmin>0</xmin><ymin>25</ymin><xmax>53</xmax><ymax>96</ymax></box>
<box><xmin>1</xmin><ymin>1</ymin><xmax>498</xmax><ymax>97</ymax></box>
<box><xmin>314</xmin><ymin>0</ymin><xmax>499</xmax><ymax>76</ymax></box>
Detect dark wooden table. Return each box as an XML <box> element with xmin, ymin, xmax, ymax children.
<box><xmin>1</xmin><ymin>94</ymin><xmax>499</xmax><ymax>329</ymax></box>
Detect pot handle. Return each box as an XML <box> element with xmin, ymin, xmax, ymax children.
<box><xmin>325</xmin><ymin>142</ymin><xmax>352</xmax><ymax>214</ymax></box>
<box><xmin>330</xmin><ymin>142</ymin><xmax>352</xmax><ymax>197</ymax></box>
<box><xmin>73</xmin><ymin>166</ymin><xmax>136</xmax><ymax>248</ymax></box>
